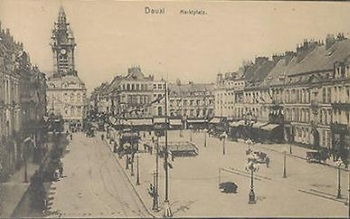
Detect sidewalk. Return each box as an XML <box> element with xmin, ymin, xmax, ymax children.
<box><xmin>99</xmin><ymin>130</ymin><xmax>347</xmax><ymax>217</ymax></box>
<box><xmin>248</xmin><ymin>141</ymin><xmax>349</xmax><ymax>171</ymax></box>
<box><xmin>0</xmin><ymin>162</ymin><xmax>39</xmax><ymax>217</ymax></box>
<box><xmin>101</xmin><ymin>133</ymin><xmax>161</xmax><ymax>218</ymax></box>
<box><xmin>0</xmin><ymin>136</ymin><xmax>58</xmax><ymax>218</ymax></box>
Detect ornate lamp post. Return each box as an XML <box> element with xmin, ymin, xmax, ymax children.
<box><xmin>130</xmin><ymin>153</ymin><xmax>135</xmax><ymax>176</ymax></box>
<box><xmin>246</xmin><ymin>160</ymin><xmax>259</xmax><ymax>204</ymax></box>
<box><xmin>136</xmin><ymin>152</ymin><xmax>140</xmax><ymax>185</ymax></box>
<box><xmin>220</xmin><ymin>131</ymin><xmax>228</xmax><ymax>155</ymax></box>
<box><xmin>125</xmin><ymin>154</ymin><xmax>129</xmax><ymax>170</ymax></box>
<box><xmin>203</xmin><ymin>128</ymin><xmax>207</xmax><ymax>147</ymax></box>
<box><xmin>153</xmin><ymin>136</ymin><xmax>159</xmax><ymax>211</ymax></box>
<box><xmin>282</xmin><ymin>147</ymin><xmax>287</xmax><ymax>178</ymax></box>
<box><xmin>336</xmin><ymin>158</ymin><xmax>343</xmax><ymax>199</ymax></box>
<box><xmin>189</xmin><ymin>125</ymin><xmax>193</xmax><ymax>141</ymax></box>
<box><xmin>23</xmin><ymin>137</ymin><xmax>32</xmax><ymax>183</ymax></box>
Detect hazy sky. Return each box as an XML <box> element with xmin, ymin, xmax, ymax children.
<box><xmin>1</xmin><ymin>0</ymin><xmax>350</xmax><ymax>93</ymax></box>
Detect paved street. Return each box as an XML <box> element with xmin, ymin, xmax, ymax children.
<box><xmin>116</xmin><ymin>130</ymin><xmax>349</xmax><ymax>217</ymax></box>
<box><xmin>47</xmin><ymin>133</ymin><xmax>152</xmax><ymax>218</ymax></box>
<box><xmin>45</xmin><ymin>130</ymin><xmax>349</xmax><ymax>218</ymax></box>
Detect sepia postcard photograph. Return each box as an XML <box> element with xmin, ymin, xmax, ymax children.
<box><xmin>0</xmin><ymin>0</ymin><xmax>350</xmax><ymax>218</ymax></box>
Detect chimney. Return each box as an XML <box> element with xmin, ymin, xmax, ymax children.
<box><xmin>255</xmin><ymin>56</ymin><xmax>269</xmax><ymax>65</ymax></box>
<box><xmin>284</xmin><ymin>51</ymin><xmax>295</xmax><ymax>64</ymax></box>
<box><xmin>217</xmin><ymin>73</ymin><xmax>223</xmax><ymax>83</ymax></box>
<box><xmin>337</xmin><ymin>32</ymin><xmax>346</xmax><ymax>41</ymax></box>
<box><xmin>272</xmin><ymin>54</ymin><xmax>284</xmax><ymax>63</ymax></box>
<box><xmin>325</xmin><ymin>34</ymin><xmax>336</xmax><ymax>50</ymax></box>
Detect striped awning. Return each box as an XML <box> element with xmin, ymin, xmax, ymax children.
<box><xmin>170</xmin><ymin>119</ymin><xmax>182</xmax><ymax>126</ymax></box>
<box><xmin>229</xmin><ymin>120</ymin><xmax>245</xmax><ymax>127</ymax></box>
<box><xmin>261</xmin><ymin>124</ymin><xmax>280</xmax><ymax>131</ymax></box>
<box><xmin>187</xmin><ymin>119</ymin><xmax>207</xmax><ymax>123</ymax></box>
<box><xmin>252</xmin><ymin>122</ymin><xmax>268</xmax><ymax>128</ymax></box>
<box><xmin>153</xmin><ymin>117</ymin><xmax>167</xmax><ymax>124</ymax></box>
<box><xmin>209</xmin><ymin>117</ymin><xmax>221</xmax><ymax>124</ymax></box>
<box><xmin>126</xmin><ymin>119</ymin><xmax>153</xmax><ymax>126</ymax></box>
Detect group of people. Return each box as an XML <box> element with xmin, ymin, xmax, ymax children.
<box><xmin>54</xmin><ymin>161</ymin><xmax>64</xmax><ymax>181</ymax></box>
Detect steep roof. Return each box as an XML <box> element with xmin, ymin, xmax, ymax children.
<box><xmin>290</xmin><ymin>39</ymin><xmax>350</xmax><ymax>75</ymax></box>
<box><xmin>169</xmin><ymin>83</ymin><xmax>214</xmax><ymax>97</ymax></box>
<box><xmin>261</xmin><ymin>38</ymin><xmax>350</xmax><ymax>87</ymax></box>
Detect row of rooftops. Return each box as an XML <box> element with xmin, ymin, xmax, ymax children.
<box><xmin>92</xmin><ymin>66</ymin><xmax>215</xmax><ymax>98</ymax></box>
<box><xmin>93</xmin><ymin>33</ymin><xmax>350</xmax><ymax>98</ymax></box>
<box><xmin>219</xmin><ymin>33</ymin><xmax>350</xmax><ymax>89</ymax></box>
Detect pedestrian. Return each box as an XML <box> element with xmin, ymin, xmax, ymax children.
<box><xmin>59</xmin><ymin>164</ymin><xmax>64</xmax><ymax>178</ymax></box>
<box><xmin>266</xmin><ymin>156</ymin><xmax>270</xmax><ymax>168</ymax></box>
<box><xmin>101</xmin><ymin>134</ymin><xmax>104</xmax><ymax>141</ymax></box>
<box><xmin>70</xmin><ymin>133</ymin><xmax>73</xmax><ymax>140</ymax></box>
<box><xmin>54</xmin><ymin>169</ymin><xmax>60</xmax><ymax>181</ymax></box>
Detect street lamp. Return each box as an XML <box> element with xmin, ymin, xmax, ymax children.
<box><xmin>336</xmin><ymin>158</ymin><xmax>343</xmax><ymax>199</ymax></box>
<box><xmin>131</xmin><ymin>154</ymin><xmax>135</xmax><ymax>176</ymax></box>
<box><xmin>125</xmin><ymin>154</ymin><xmax>129</xmax><ymax>170</ymax></box>
<box><xmin>220</xmin><ymin>132</ymin><xmax>228</xmax><ymax>155</ymax></box>
<box><xmin>246</xmin><ymin>160</ymin><xmax>259</xmax><ymax>204</ymax></box>
<box><xmin>136</xmin><ymin>152</ymin><xmax>140</xmax><ymax>185</ymax></box>
<box><xmin>23</xmin><ymin>137</ymin><xmax>32</xmax><ymax>183</ymax></box>
<box><xmin>153</xmin><ymin>136</ymin><xmax>159</xmax><ymax>211</ymax></box>
<box><xmin>203</xmin><ymin>128</ymin><xmax>207</xmax><ymax>147</ymax></box>
<box><xmin>189</xmin><ymin>125</ymin><xmax>193</xmax><ymax>141</ymax></box>
<box><xmin>282</xmin><ymin>148</ymin><xmax>287</xmax><ymax>178</ymax></box>
<box><xmin>347</xmin><ymin>160</ymin><xmax>350</xmax><ymax>218</ymax></box>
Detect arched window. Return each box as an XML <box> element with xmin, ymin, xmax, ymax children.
<box><xmin>158</xmin><ymin>106</ymin><xmax>162</xmax><ymax>116</ymax></box>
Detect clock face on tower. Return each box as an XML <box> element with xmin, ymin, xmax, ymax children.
<box><xmin>60</xmin><ymin>49</ymin><xmax>67</xmax><ymax>55</ymax></box>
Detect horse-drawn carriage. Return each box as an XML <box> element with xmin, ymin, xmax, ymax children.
<box><xmin>114</xmin><ymin>129</ymin><xmax>140</xmax><ymax>157</ymax></box>
<box><xmin>86</xmin><ymin>127</ymin><xmax>95</xmax><ymax>137</ymax></box>
<box><xmin>246</xmin><ymin>149</ymin><xmax>270</xmax><ymax>164</ymax></box>
<box><xmin>306</xmin><ymin>149</ymin><xmax>329</xmax><ymax>163</ymax></box>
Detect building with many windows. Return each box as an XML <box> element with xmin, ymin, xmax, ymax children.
<box><xmin>0</xmin><ymin>22</ymin><xmax>47</xmax><ymax>180</ymax></box>
<box><xmin>214</xmin><ymin>34</ymin><xmax>350</xmax><ymax>161</ymax></box>
<box><xmin>95</xmin><ymin>66</ymin><xmax>165</xmax><ymax>119</ymax></box>
<box><xmin>168</xmin><ymin>81</ymin><xmax>214</xmax><ymax>119</ymax></box>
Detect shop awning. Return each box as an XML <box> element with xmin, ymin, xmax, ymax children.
<box><xmin>169</xmin><ymin>119</ymin><xmax>182</xmax><ymax>126</ymax></box>
<box><xmin>252</xmin><ymin>122</ymin><xmax>268</xmax><ymax>128</ymax></box>
<box><xmin>261</xmin><ymin>124</ymin><xmax>280</xmax><ymax>131</ymax></box>
<box><xmin>187</xmin><ymin>119</ymin><xmax>207</xmax><ymax>123</ymax></box>
<box><xmin>126</xmin><ymin>119</ymin><xmax>153</xmax><ymax>126</ymax></box>
<box><xmin>209</xmin><ymin>117</ymin><xmax>221</xmax><ymax>124</ymax></box>
<box><xmin>229</xmin><ymin>120</ymin><xmax>245</xmax><ymax>127</ymax></box>
<box><xmin>153</xmin><ymin>117</ymin><xmax>167</xmax><ymax>124</ymax></box>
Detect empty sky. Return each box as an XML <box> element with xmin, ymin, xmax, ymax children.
<box><xmin>1</xmin><ymin>0</ymin><xmax>350</xmax><ymax>92</ymax></box>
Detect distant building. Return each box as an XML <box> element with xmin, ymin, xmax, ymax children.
<box><xmin>46</xmin><ymin>7</ymin><xmax>87</xmax><ymax>124</ymax></box>
<box><xmin>168</xmin><ymin>81</ymin><xmax>214</xmax><ymax>119</ymax></box>
<box><xmin>95</xmin><ymin>66</ymin><xmax>165</xmax><ymax>119</ymax></box>
<box><xmin>215</xmin><ymin>35</ymin><xmax>350</xmax><ymax>158</ymax></box>
<box><xmin>214</xmin><ymin>71</ymin><xmax>245</xmax><ymax>118</ymax></box>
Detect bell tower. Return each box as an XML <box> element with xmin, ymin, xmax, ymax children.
<box><xmin>51</xmin><ymin>6</ymin><xmax>77</xmax><ymax>77</ymax></box>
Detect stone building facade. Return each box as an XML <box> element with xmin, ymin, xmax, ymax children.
<box><xmin>0</xmin><ymin>22</ymin><xmax>47</xmax><ymax>180</ymax></box>
<box><xmin>169</xmin><ymin>81</ymin><xmax>214</xmax><ymax>119</ymax></box>
<box><xmin>93</xmin><ymin>66</ymin><xmax>165</xmax><ymax>119</ymax></box>
<box><xmin>215</xmin><ymin>35</ymin><xmax>350</xmax><ymax>159</ymax></box>
<box><xmin>46</xmin><ymin>7</ymin><xmax>87</xmax><ymax>124</ymax></box>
